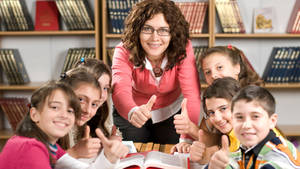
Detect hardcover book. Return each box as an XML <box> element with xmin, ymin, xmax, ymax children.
<box><xmin>115</xmin><ymin>151</ymin><xmax>189</xmax><ymax>169</ymax></box>
<box><xmin>35</xmin><ymin>0</ymin><xmax>60</xmax><ymax>31</ymax></box>
<box><xmin>287</xmin><ymin>0</ymin><xmax>300</xmax><ymax>33</ymax></box>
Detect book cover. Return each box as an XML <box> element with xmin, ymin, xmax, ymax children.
<box><xmin>253</xmin><ymin>7</ymin><xmax>276</xmax><ymax>33</ymax></box>
<box><xmin>116</xmin><ymin>151</ymin><xmax>189</xmax><ymax>169</ymax></box>
<box><xmin>17</xmin><ymin>0</ymin><xmax>35</xmax><ymax>31</ymax></box>
<box><xmin>10</xmin><ymin>49</ymin><xmax>30</xmax><ymax>84</ymax></box>
<box><xmin>287</xmin><ymin>0</ymin><xmax>300</xmax><ymax>33</ymax></box>
<box><xmin>35</xmin><ymin>0</ymin><xmax>60</xmax><ymax>31</ymax></box>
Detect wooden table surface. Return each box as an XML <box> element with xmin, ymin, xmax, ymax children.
<box><xmin>133</xmin><ymin>142</ymin><xmax>174</xmax><ymax>154</ymax></box>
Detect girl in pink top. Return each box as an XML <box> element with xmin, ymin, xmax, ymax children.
<box><xmin>0</xmin><ymin>81</ymin><xmax>81</xmax><ymax>169</ymax></box>
<box><xmin>112</xmin><ymin>0</ymin><xmax>201</xmax><ymax>144</ymax></box>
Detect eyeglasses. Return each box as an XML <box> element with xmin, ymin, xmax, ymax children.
<box><xmin>141</xmin><ymin>25</ymin><xmax>170</xmax><ymax>36</ymax></box>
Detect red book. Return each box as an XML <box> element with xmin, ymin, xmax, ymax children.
<box><xmin>35</xmin><ymin>0</ymin><xmax>59</xmax><ymax>31</ymax></box>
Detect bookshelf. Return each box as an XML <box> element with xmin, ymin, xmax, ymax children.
<box><xmin>101</xmin><ymin>0</ymin><xmax>300</xmax><ymax>138</ymax></box>
<box><xmin>0</xmin><ymin>0</ymin><xmax>100</xmax><ymax>147</ymax></box>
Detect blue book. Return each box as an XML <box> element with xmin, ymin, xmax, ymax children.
<box><xmin>263</xmin><ymin>47</ymin><xmax>281</xmax><ymax>83</ymax></box>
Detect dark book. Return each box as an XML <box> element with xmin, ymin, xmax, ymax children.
<box><xmin>35</xmin><ymin>0</ymin><xmax>60</xmax><ymax>31</ymax></box>
<box><xmin>0</xmin><ymin>97</ymin><xmax>29</xmax><ymax>131</ymax></box>
<box><xmin>262</xmin><ymin>47</ymin><xmax>281</xmax><ymax>83</ymax></box>
<box><xmin>61</xmin><ymin>47</ymin><xmax>96</xmax><ymax>73</ymax></box>
<box><xmin>15</xmin><ymin>0</ymin><xmax>34</xmax><ymax>30</ymax></box>
<box><xmin>0</xmin><ymin>49</ymin><xmax>30</xmax><ymax>85</ymax></box>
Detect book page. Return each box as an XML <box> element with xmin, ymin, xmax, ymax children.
<box><xmin>116</xmin><ymin>154</ymin><xmax>144</xmax><ymax>169</ymax></box>
<box><xmin>144</xmin><ymin>151</ymin><xmax>187</xmax><ymax>169</ymax></box>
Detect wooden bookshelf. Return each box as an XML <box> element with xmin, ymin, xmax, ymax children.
<box><xmin>215</xmin><ymin>33</ymin><xmax>300</xmax><ymax>38</ymax></box>
<box><xmin>278</xmin><ymin>125</ymin><xmax>300</xmax><ymax>137</ymax></box>
<box><xmin>0</xmin><ymin>0</ymin><xmax>100</xmax><ymax>142</ymax></box>
<box><xmin>0</xmin><ymin>82</ymin><xmax>43</xmax><ymax>91</ymax></box>
<box><xmin>0</xmin><ymin>31</ymin><xmax>95</xmax><ymax>36</ymax></box>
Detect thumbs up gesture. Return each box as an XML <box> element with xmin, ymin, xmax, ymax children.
<box><xmin>129</xmin><ymin>95</ymin><xmax>156</xmax><ymax>128</ymax></box>
<box><xmin>173</xmin><ymin>98</ymin><xmax>199</xmax><ymax>139</ymax></box>
<box><xmin>109</xmin><ymin>125</ymin><xmax>122</xmax><ymax>141</ymax></box>
<box><xmin>68</xmin><ymin>125</ymin><xmax>101</xmax><ymax>158</ymax></box>
<box><xmin>190</xmin><ymin>129</ymin><xmax>206</xmax><ymax>163</ymax></box>
<box><xmin>96</xmin><ymin>128</ymin><xmax>129</xmax><ymax>163</ymax></box>
<box><xmin>208</xmin><ymin>135</ymin><xmax>230</xmax><ymax>169</ymax></box>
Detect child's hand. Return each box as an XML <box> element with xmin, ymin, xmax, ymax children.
<box><xmin>173</xmin><ymin>98</ymin><xmax>199</xmax><ymax>139</ymax></box>
<box><xmin>190</xmin><ymin>129</ymin><xmax>206</xmax><ymax>163</ymax></box>
<box><xmin>68</xmin><ymin>125</ymin><xmax>101</xmax><ymax>158</ymax></box>
<box><xmin>208</xmin><ymin>135</ymin><xmax>230</xmax><ymax>169</ymax></box>
<box><xmin>96</xmin><ymin>128</ymin><xmax>129</xmax><ymax>164</ymax></box>
<box><xmin>108</xmin><ymin>125</ymin><xmax>122</xmax><ymax>142</ymax></box>
<box><xmin>170</xmin><ymin>142</ymin><xmax>191</xmax><ymax>154</ymax></box>
<box><xmin>129</xmin><ymin>95</ymin><xmax>156</xmax><ymax>128</ymax></box>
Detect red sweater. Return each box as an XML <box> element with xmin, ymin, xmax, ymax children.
<box><xmin>112</xmin><ymin>41</ymin><xmax>201</xmax><ymax>138</ymax></box>
<box><xmin>0</xmin><ymin>135</ymin><xmax>65</xmax><ymax>169</ymax></box>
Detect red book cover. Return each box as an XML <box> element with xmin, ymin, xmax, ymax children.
<box><xmin>35</xmin><ymin>0</ymin><xmax>59</xmax><ymax>31</ymax></box>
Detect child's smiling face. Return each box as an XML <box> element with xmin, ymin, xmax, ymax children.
<box><xmin>232</xmin><ymin>100</ymin><xmax>277</xmax><ymax>148</ymax></box>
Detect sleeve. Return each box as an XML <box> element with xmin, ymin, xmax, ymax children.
<box><xmin>111</xmin><ymin>43</ymin><xmax>137</xmax><ymax>120</ymax></box>
<box><xmin>177</xmin><ymin>40</ymin><xmax>201</xmax><ymax>139</ymax></box>
<box><xmin>19</xmin><ymin>142</ymin><xmax>53</xmax><ymax>169</ymax></box>
<box><xmin>55</xmin><ymin>150</ymin><xmax>118</xmax><ymax>169</ymax></box>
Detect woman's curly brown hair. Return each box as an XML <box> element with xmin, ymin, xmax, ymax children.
<box><xmin>200</xmin><ymin>46</ymin><xmax>264</xmax><ymax>87</ymax></box>
<box><xmin>122</xmin><ymin>0</ymin><xmax>189</xmax><ymax>70</ymax></box>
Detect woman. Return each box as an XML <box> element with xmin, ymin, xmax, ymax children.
<box><xmin>111</xmin><ymin>0</ymin><xmax>201</xmax><ymax>144</ymax></box>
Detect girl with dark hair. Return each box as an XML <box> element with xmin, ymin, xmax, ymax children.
<box><xmin>0</xmin><ymin>81</ymin><xmax>81</xmax><ymax>169</ymax></box>
<box><xmin>75</xmin><ymin>58</ymin><xmax>120</xmax><ymax>140</ymax></box>
<box><xmin>57</xmin><ymin>67</ymin><xmax>128</xmax><ymax>168</ymax></box>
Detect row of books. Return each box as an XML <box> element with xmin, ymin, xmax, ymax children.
<box><xmin>287</xmin><ymin>0</ymin><xmax>300</xmax><ymax>33</ymax></box>
<box><xmin>215</xmin><ymin>0</ymin><xmax>245</xmax><ymax>33</ymax></box>
<box><xmin>263</xmin><ymin>47</ymin><xmax>300</xmax><ymax>83</ymax></box>
<box><xmin>0</xmin><ymin>0</ymin><xmax>94</xmax><ymax>31</ymax></box>
<box><xmin>193</xmin><ymin>46</ymin><xmax>208</xmax><ymax>83</ymax></box>
<box><xmin>0</xmin><ymin>0</ymin><xmax>34</xmax><ymax>31</ymax></box>
<box><xmin>61</xmin><ymin>47</ymin><xmax>96</xmax><ymax>73</ymax></box>
<box><xmin>55</xmin><ymin>0</ymin><xmax>94</xmax><ymax>30</ymax></box>
<box><xmin>0</xmin><ymin>49</ymin><xmax>30</xmax><ymax>85</ymax></box>
<box><xmin>106</xmin><ymin>0</ymin><xmax>140</xmax><ymax>34</ymax></box>
<box><xmin>175</xmin><ymin>2</ymin><xmax>208</xmax><ymax>34</ymax></box>
<box><xmin>0</xmin><ymin>97</ymin><xmax>29</xmax><ymax>131</ymax></box>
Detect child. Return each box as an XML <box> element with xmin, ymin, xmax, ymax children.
<box><xmin>0</xmin><ymin>81</ymin><xmax>81</xmax><ymax>169</ymax></box>
<box><xmin>189</xmin><ymin>77</ymin><xmax>241</xmax><ymax>164</ymax></box>
<box><xmin>200</xmin><ymin>45</ymin><xmax>263</xmax><ymax>87</ymax></box>
<box><xmin>173</xmin><ymin>45</ymin><xmax>264</xmax><ymax>149</ymax></box>
<box><xmin>75</xmin><ymin>58</ymin><xmax>118</xmax><ymax>139</ymax></box>
<box><xmin>58</xmin><ymin>67</ymin><xmax>128</xmax><ymax>165</ymax></box>
<box><xmin>208</xmin><ymin>85</ymin><xmax>300</xmax><ymax>169</ymax></box>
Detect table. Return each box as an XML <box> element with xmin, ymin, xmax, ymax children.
<box><xmin>133</xmin><ymin>142</ymin><xmax>174</xmax><ymax>153</ymax></box>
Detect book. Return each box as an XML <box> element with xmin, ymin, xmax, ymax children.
<box><xmin>61</xmin><ymin>47</ymin><xmax>96</xmax><ymax>73</ymax></box>
<box><xmin>0</xmin><ymin>97</ymin><xmax>29</xmax><ymax>131</ymax></box>
<box><xmin>215</xmin><ymin>0</ymin><xmax>245</xmax><ymax>33</ymax></box>
<box><xmin>115</xmin><ymin>151</ymin><xmax>189</xmax><ymax>169</ymax></box>
<box><xmin>0</xmin><ymin>49</ymin><xmax>30</xmax><ymax>85</ymax></box>
<box><xmin>35</xmin><ymin>0</ymin><xmax>60</xmax><ymax>31</ymax></box>
<box><xmin>253</xmin><ymin>7</ymin><xmax>276</xmax><ymax>33</ymax></box>
<box><xmin>287</xmin><ymin>0</ymin><xmax>300</xmax><ymax>33</ymax></box>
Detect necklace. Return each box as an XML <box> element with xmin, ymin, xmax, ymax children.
<box><xmin>153</xmin><ymin>66</ymin><xmax>163</xmax><ymax>77</ymax></box>
<box><xmin>147</xmin><ymin>56</ymin><xmax>164</xmax><ymax>77</ymax></box>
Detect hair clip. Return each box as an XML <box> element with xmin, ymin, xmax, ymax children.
<box><xmin>27</xmin><ymin>103</ymin><xmax>31</xmax><ymax>108</ymax></box>
<box><xmin>60</xmin><ymin>72</ymin><xmax>67</xmax><ymax>79</ymax></box>
<box><xmin>227</xmin><ymin>44</ymin><xmax>233</xmax><ymax>50</ymax></box>
<box><xmin>80</xmin><ymin>57</ymin><xmax>85</xmax><ymax>64</ymax></box>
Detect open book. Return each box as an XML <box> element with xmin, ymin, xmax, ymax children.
<box><xmin>115</xmin><ymin>151</ymin><xmax>189</xmax><ymax>169</ymax></box>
